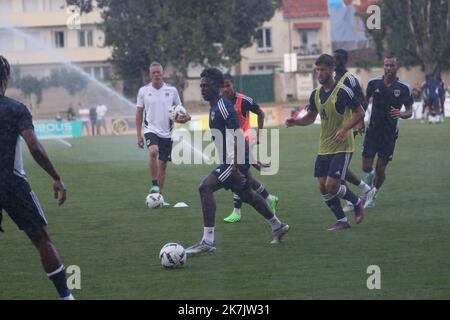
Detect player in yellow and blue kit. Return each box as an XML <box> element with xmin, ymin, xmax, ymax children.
<box><xmin>286</xmin><ymin>54</ymin><xmax>366</xmax><ymax>231</ymax></box>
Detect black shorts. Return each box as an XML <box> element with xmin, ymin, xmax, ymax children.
<box><xmin>0</xmin><ymin>175</ymin><xmax>48</xmax><ymax>231</ymax></box>
<box><xmin>314</xmin><ymin>153</ymin><xmax>352</xmax><ymax>180</ymax></box>
<box><xmin>212</xmin><ymin>164</ymin><xmax>251</xmax><ymax>194</ymax></box>
<box><xmin>362</xmin><ymin>134</ymin><xmax>397</xmax><ymax>162</ymax></box>
<box><xmin>144</xmin><ymin>132</ymin><xmax>173</xmax><ymax>162</ymax></box>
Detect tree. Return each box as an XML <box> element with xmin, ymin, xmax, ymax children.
<box><xmin>66</xmin><ymin>0</ymin><xmax>281</xmax><ymax>98</ymax></box>
<box><xmin>366</xmin><ymin>0</ymin><xmax>450</xmax><ymax>77</ymax></box>
<box><xmin>49</xmin><ymin>69</ymin><xmax>88</xmax><ymax>96</ymax></box>
<box><xmin>17</xmin><ymin>76</ymin><xmax>47</xmax><ymax>110</ymax></box>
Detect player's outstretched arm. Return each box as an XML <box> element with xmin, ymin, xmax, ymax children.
<box><xmin>21</xmin><ymin>129</ymin><xmax>66</xmax><ymax>205</ymax></box>
<box><xmin>285</xmin><ymin>110</ymin><xmax>318</xmax><ymax>127</ymax></box>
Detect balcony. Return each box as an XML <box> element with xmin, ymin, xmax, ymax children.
<box><xmin>295</xmin><ymin>44</ymin><xmax>322</xmax><ymax>58</ymax></box>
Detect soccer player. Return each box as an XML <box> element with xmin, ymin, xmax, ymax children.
<box><xmin>136</xmin><ymin>62</ymin><xmax>191</xmax><ymax>201</ymax></box>
<box><xmin>0</xmin><ymin>55</ymin><xmax>74</xmax><ymax>300</ymax></box>
<box><xmin>286</xmin><ymin>54</ymin><xmax>366</xmax><ymax>231</ymax></box>
<box><xmin>421</xmin><ymin>74</ymin><xmax>441</xmax><ymax>124</ymax></box>
<box><xmin>185</xmin><ymin>68</ymin><xmax>289</xmax><ymax>255</ymax></box>
<box><xmin>333</xmin><ymin>49</ymin><xmax>376</xmax><ymax>212</ymax></box>
<box><xmin>362</xmin><ymin>55</ymin><xmax>413</xmax><ymax>207</ymax></box>
<box><xmin>438</xmin><ymin>76</ymin><xmax>446</xmax><ymax>121</ymax></box>
<box><xmin>222</xmin><ymin>73</ymin><xmax>279</xmax><ymax>223</ymax></box>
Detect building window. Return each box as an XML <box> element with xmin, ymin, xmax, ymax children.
<box><xmin>103</xmin><ymin>66</ymin><xmax>111</xmax><ymax>80</ymax></box>
<box><xmin>256</xmin><ymin>28</ymin><xmax>272</xmax><ymax>51</ymax></box>
<box><xmin>23</xmin><ymin>0</ymin><xmax>39</xmax><ymax>12</ymax></box>
<box><xmin>0</xmin><ymin>0</ymin><xmax>12</xmax><ymax>13</ymax></box>
<box><xmin>54</xmin><ymin>31</ymin><xmax>65</xmax><ymax>48</ymax></box>
<box><xmin>25</xmin><ymin>30</ymin><xmax>41</xmax><ymax>49</ymax></box>
<box><xmin>49</xmin><ymin>0</ymin><xmax>65</xmax><ymax>11</ymax></box>
<box><xmin>249</xmin><ymin>64</ymin><xmax>275</xmax><ymax>75</ymax></box>
<box><xmin>79</xmin><ymin>30</ymin><xmax>94</xmax><ymax>47</ymax></box>
<box><xmin>0</xmin><ymin>32</ymin><xmax>14</xmax><ymax>52</ymax></box>
<box><xmin>298</xmin><ymin>30</ymin><xmax>321</xmax><ymax>56</ymax></box>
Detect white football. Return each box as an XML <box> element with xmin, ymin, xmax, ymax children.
<box><xmin>159</xmin><ymin>243</ymin><xmax>187</xmax><ymax>269</ymax></box>
<box><xmin>145</xmin><ymin>193</ymin><xmax>163</xmax><ymax>209</ymax></box>
<box><xmin>169</xmin><ymin>105</ymin><xmax>187</xmax><ymax>122</ymax></box>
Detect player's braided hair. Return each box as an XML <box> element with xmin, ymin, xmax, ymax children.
<box><xmin>0</xmin><ymin>55</ymin><xmax>11</xmax><ymax>96</ymax></box>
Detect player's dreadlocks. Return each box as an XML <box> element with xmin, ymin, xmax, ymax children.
<box><xmin>0</xmin><ymin>55</ymin><xmax>11</xmax><ymax>96</ymax></box>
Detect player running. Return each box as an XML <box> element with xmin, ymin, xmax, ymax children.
<box><xmin>222</xmin><ymin>73</ymin><xmax>279</xmax><ymax>223</ymax></box>
<box><xmin>286</xmin><ymin>54</ymin><xmax>366</xmax><ymax>231</ymax></box>
<box><xmin>362</xmin><ymin>55</ymin><xmax>413</xmax><ymax>207</ymax></box>
<box><xmin>185</xmin><ymin>68</ymin><xmax>289</xmax><ymax>256</ymax></box>
<box><xmin>333</xmin><ymin>49</ymin><xmax>376</xmax><ymax>212</ymax></box>
<box><xmin>0</xmin><ymin>55</ymin><xmax>74</xmax><ymax>300</ymax></box>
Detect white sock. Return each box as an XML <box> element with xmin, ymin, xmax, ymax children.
<box><xmin>269</xmin><ymin>216</ymin><xmax>282</xmax><ymax>231</ymax></box>
<box><xmin>61</xmin><ymin>294</ymin><xmax>75</xmax><ymax>300</ymax></box>
<box><xmin>358</xmin><ymin>181</ymin><xmax>371</xmax><ymax>193</ymax></box>
<box><xmin>265</xmin><ymin>194</ymin><xmax>273</xmax><ymax>204</ymax></box>
<box><xmin>338</xmin><ymin>217</ymin><xmax>348</xmax><ymax>222</ymax></box>
<box><xmin>202</xmin><ymin>227</ymin><xmax>215</xmax><ymax>245</ymax></box>
<box><xmin>233</xmin><ymin>208</ymin><xmax>241</xmax><ymax>215</ymax></box>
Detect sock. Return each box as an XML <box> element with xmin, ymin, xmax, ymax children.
<box><xmin>47</xmin><ymin>265</ymin><xmax>72</xmax><ymax>299</ymax></box>
<box><xmin>233</xmin><ymin>194</ymin><xmax>242</xmax><ymax>212</ymax></box>
<box><xmin>338</xmin><ymin>217</ymin><xmax>348</xmax><ymax>222</ymax></box>
<box><xmin>337</xmin><ymin>185</ymin><xmax>360</xmax><ymax>206</ymax></box>
<box><xmin>323</xmin><ymin>193</ymin><xmax>346</xmax><ymax>220</ymax></box>
<box><xmin>268</xmin><ymin>215</ymin><xmax>282</xmax><ymax>231</ymax></box>
<box><xmin>358</xmin><ymin>181</ymin><xmax>371</xmax><ymax>193</ymax></box>
<box><xmin>152</xmin><ymin>180</ymin><xmax>159</xmax><ymax>186</ymax></box>
<box><xmin>256</xmin><ymin>184</ymin><xmax>270</xmax><ymax>199</ymax></box>
<box><xmin>202</xmin><ymin>227</ymin><xmax>215</xmax><ymax>245</ymax></box>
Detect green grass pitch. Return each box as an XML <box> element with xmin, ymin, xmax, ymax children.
<box><xmin>0</xmin><ymin>120</ymin><xmax>449</xmax><ymax>299</ymax></box>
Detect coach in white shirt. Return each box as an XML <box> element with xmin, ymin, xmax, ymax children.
<box><xmin>136</xmin><ymin>62</ymin><xmax>191</xmax><ymax>198</ymax></box>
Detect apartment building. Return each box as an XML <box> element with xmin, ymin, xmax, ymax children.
<box><xmin>239</xmin><ymin>0</ymin><xmax>332</xmax><ymax>75</ymax></box>
<box><xmin>0</xmin><ymin>0</ymin><xmax>112</xmax><ymax>81</ymax></box>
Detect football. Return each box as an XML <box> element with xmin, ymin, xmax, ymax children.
<box><xmin>159</xmin><ymin>243</ymin><xmax>187</xmax><ymax>269</ymax></box>
<box><xmin>169</xmin><ymin>104</ymin><xmax>187</xmax><ymax>122</ymax></box>
<box><xmin>145</xmin><ymin>193</ymin><xmax>163</xmax><ymax>209</ymax></box>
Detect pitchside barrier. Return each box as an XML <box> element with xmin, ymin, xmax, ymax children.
<box><xmin>34</xmin><ymin>121</ymin><xmax>83</xmax><ymax>139</ymax></box>
<box><xmin>50</xmin><ymin>99</ymin><xmax>449</xmax><ymax>137</ymax></box>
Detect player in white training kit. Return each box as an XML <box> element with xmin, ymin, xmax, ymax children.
<box><xmin>136</xmin><ymin>62</ymin><xmax>191</xmax><ymax>204</ymax></box>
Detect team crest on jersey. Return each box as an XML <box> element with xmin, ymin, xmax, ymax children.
<box><xmin>394</xmin><ymin>89</ymin><xmax>401</xmax><ymax>97</ymax></box>
<box><xmin>165</xmin><ymin>92</ymin><xmax>170</xmax><ymax>97</ymax></box>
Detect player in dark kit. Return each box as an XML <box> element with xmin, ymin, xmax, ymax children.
<box><xmin>362</xmin><ymin>55</ymin><xmax>413</xmax><ymax>207</ymax></box>
<box><xmin>222</xmin><ymin>73</ymin><xmax>279</xmax><ymax>223</ymax></box>
<box><xmin>0</xmin><ymin>56</ymin><xmax>73</xmax><ymax>299</ymax></box>
<box><xmin>185</xmin><ymin>68</ymin><xmax>289</xmax><ymax>256</ymax></box>
<box><xmin>333</xmin><ymin>49</ymin><xmax>376</xmax><ymax>213</ymax></box>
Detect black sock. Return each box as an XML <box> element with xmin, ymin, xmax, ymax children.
<box><xmin>233</xmin><ymin>194</ymin><xmax>242</xmax><ymax>210</ymax></box>
<box><xmin>48</xmin><ymin>265</ymin><xmax>72</xmax><ymax>299</ymax></box>
<box><xmin>337</xmin><ymin>185</ymin><xmax>360</xmax><ymax>205</ymax></box>
<box><xmin>152</xmin><ymin>180</ymin><xmax>159</xmax><ymax>187</ymax></box>
<box><xmin>323</xmin><ymin>193</ymin><xmax>346</xmax><ymax>220</ymax></box>
<box><xmin>255</xmin><ymin>184</ymin><xmax>269</xmax><ymax>199</ymax></box>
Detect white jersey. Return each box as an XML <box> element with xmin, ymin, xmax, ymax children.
<box><xmin>137</xmin><ymin>83</ymin><xmax>181</xmax><ymax>138</ymax></box>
